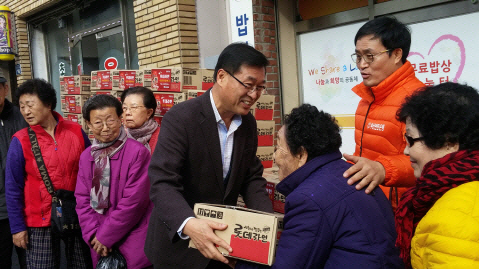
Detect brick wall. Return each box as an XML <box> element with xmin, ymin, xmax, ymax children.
<box><xmin>253</xmin><ymin>0</ymin><xmax>281</xmax><ymax>141</ymax></box>
<box><xmin>0</xmin><ymin>0</ymin><xmax>59</xmax><ymax>85</ymax></box>
<box><xmin>133</xmin><ymin>0</ymin><xmax>200</xmax><ymax>69</ymax></box>
<box><xmin>0</xmin><ymin>0</ymin><xmax>202</xmax><ymax>87</ymax></box>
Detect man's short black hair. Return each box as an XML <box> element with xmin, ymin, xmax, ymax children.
<box><xmin>16</xmin><ymin>79</ymin><xmax>57</xmax><ymax>110</ymax></box>
<box><xmin>214</xmin><ymin>42</ymin><xmax>269</xmax><ymax>82</ymax></box>
<box><xmin>355</xmin><ymin>16</ymin><xmax>411</xmax><ymax>64</ymax></box>
<box><xmin>121</xmin><ymin>86</ymin><xmax>157</xmax><ymax>119</ymax></box>
<box><xmin>82</xmin><ymin>94</ymin><xmax>123</xmax><ymax>122</ymax></box>
<box><xmin>284</xmin><ymin>104</ymin><xmax>342</xmax><ymax>161</ymax></box>
<box><xmin>397</xmin><ymin>82</ymin><xmax>479</xmax><ymax>151</ymax></box>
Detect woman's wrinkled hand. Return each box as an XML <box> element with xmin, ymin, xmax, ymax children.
<box><xmin>13</xmin><ymin>230</ymin><xmax>28</xmax><ymax>249</ymax></box>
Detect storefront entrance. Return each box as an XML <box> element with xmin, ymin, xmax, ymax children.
<box><xmin>28</xmin><ymin>0</ymin><xmax>137</xmax><ymax>112</ymax></box>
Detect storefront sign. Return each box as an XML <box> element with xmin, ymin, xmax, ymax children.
<box><xmin>104</xmin><ymin>57</ymin><xmax>118</xmax><ymax>70</ymax></box>
<box><xmin>228</xmin><ymin>0</ymin><xmax>254</xmax><ymax>46</ymax></box>
<box><xmin>299</xmin><ymin>12</ymin><xmax>479</xmax><ymax>154</ymax></box>
<box><xmin>59</xmin><ymin>62</ymin><xmax>66</xmax><ymax>76</ymax></box>
<box><xmin>0</xmin><ymin>6</ymin><xmax>17</xmax><ymax>61</ymax></box>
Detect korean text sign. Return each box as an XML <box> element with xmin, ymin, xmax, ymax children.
<box><xmin>229</xmin><ymin>0</ymin><xmax>254</xmax><ymax>46</ymax></box>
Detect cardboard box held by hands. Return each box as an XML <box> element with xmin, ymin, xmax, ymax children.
<box><xmin>189</xmin><ymin>203</ymin><xmax>283</xmax><ymax>266</ymax></box>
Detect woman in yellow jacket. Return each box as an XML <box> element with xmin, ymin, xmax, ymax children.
<box><xmin>395</xmin><ymin>82</ymin><xmax>479</xmax><ymax>269</ymax></box>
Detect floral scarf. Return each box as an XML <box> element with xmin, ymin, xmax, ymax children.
<box><xmin>125</xmin><ymin>118</ymin><xmax>158</xmax><ymax>153</ymax></box>
<box><xmin>90</xmin><ymin>127</ymin><xmax>128</xmax><ymax>214</ymax></box>
<box><xmin>395</xmin><ymin>149</ymin><xmax>479</xmax><ymax>268</ymax></box>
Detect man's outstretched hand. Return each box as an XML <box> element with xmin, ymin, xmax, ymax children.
<box><xmin>343</xmin><ymin>153</ymin><xmax>386</xmax><ymax>194</ymax></box>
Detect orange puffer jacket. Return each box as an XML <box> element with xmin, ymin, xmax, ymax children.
<box><xmin>352</xmin><ymin>61</ymin><xmax>425</xmax><ymax>210</ymax></box>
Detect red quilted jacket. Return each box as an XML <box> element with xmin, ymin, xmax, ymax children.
<box><xmin>14</xmin><ymin>112</ymin><xmax>85</xmax><ymax>227</ymax></box>
<box><xmin>352</xmin><ymin>61</ymin><xmax>425</xmax><ymax>209</ymax></box>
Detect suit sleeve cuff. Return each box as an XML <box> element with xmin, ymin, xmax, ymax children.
<box><xmin>177</xmin><ymin>217</ymin><xmax>195</xmax><ymax>240</ymax></box>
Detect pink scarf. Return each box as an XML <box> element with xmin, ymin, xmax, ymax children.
<box><xmin>90</xmin><ymin>127</ymin><xmax>128</xmax><ymax>214</ymax></box>
<box><xmin>125</xmin><ymin>118</ymin><xmax>158</xmax><ymax>152</ymax></box>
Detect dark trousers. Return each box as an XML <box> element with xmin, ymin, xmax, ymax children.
<box><xmin>153</xmin><ymin>260</ymin><xmax>231</xmax><ymax>269</ymax></box>
<box><xmin>26</xmin><ymin>227</ymin><xmax>92</xmax><ymax>269</ymax></box>
<box><xmin>0</xmin><ymin>218</ymin><xmax>27</xmax><ymax>269</ymax></box>
<box><xmin>205</xmin><ymin>260</ymin><xmax>232</xmax><ymax>269</ymax></box>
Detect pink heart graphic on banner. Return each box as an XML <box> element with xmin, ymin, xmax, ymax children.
<box><xmin>408</xmin><ymin>34</ymin><xmax>465</xmax><ymax>83</ymax></box>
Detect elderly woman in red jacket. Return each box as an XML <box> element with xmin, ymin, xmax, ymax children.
<box><xmin>5</xmin><ymin>79</ymin><xmax>91</xmax><ymax>268</ymax></box>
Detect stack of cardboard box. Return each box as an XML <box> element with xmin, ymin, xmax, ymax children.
<box><xmin>60</xmin><ymin>67</ymin><xmax>214</xmax><ymax>141</ymax></box>
<box><xmin>91</xmin><ymin>70</ymin><xmax>143</xmax><ymax>99</ymax></box>
<box><xmin>90</xmin><ymin>70</ymin><xmax>165</xmax><ymax>126</ymax></box>
<box><xmin>236</xmin><ymin>166</ymin><xmax>285</xmax><ymax>215</ymax></box>
<box><xmin>263</xmin><ymin>166</ymin><xmax>285</xmax><ymax>214</ymax></box>
<box><xmin>60</xmin><ymin>75</ymin><xmax>91</xmax><ymax>136</ymax></box>
<box><xmin>88</xmin><ymin>70</ymin><xmax>126</xmax><ymax>140</ymax></box>
<box><xmin>252</xmin><ymin>94</ymin><xmax>275</xmax><ymax>169</ymax></box>
<box><xmin>142</xmin><ymin>67</ymin><xmax>214</xmax><ymax>122</ymax></box>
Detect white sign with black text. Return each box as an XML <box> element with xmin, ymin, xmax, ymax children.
<box><xmin>229</xmin><ymin>0</ymin><xmax>255</xmax><ymax>46</ymax></box>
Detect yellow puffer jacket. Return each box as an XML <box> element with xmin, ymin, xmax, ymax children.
<box><xmin>411</xmin><ymin>181</ymin><xmax>479</xmax><ymax>268</ymax></box>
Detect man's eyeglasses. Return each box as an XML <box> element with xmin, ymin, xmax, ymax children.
<box><xmin>91</xmin><ymin>119</ymin><xmax>119</xmax><ymax>130</ymax></box>
<box><xmin>351</xmin><ymin>49</ymin><xmax>391</xmax><ymax>64</ymax></box>
<box><xmin>405</xmin><ymin>134</ymin><xmax>425</xmax><ymax>147</ymax></box>
<box><xmin>122</xmin><ymin>105</ymin><xmax>145</xmax><ymax>113</ymax></box>
<box><xmin>224</xmin><ymin>70</ymin><xmax>266</xmax><ymax>94</ymax></box>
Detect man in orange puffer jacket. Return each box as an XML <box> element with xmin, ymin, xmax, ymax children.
<box><xmin>343</xmin><ymin>17</ymin><xmax>425</xmax><ymax>210</ymax></box>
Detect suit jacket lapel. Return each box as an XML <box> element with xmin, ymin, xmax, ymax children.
<box><xmin>199</xmin><ymin>91</ymin><xmax>225</xmax><ymax>195</ymax></box>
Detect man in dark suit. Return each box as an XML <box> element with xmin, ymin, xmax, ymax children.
<box><xmin>0</xmin><ymin>70</ymin><xmax>28</xmax><ymax>269</ymax></box>
<box><xmin>145</xmin><ymin>43</ymin><xmax>274</xmax><ymax>269</ymax></box>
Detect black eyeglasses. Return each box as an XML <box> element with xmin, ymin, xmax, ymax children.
<box><xmin>351</xmin><ymin>49</ymin><xmax>391</xmax><ymax>64</ymax></box>
<box><xmin>405</xmin><ymin>134</ymin><xmax>425</xmax><ymax>147</ymax></box>
<box><xmin>223</xmin><ymin>70</ymin><xmax>266</xmax><ymax>94</ymax></box>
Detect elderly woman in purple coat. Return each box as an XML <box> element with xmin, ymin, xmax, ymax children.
<box><xmin>236</xmin><ymin>104</ymin><xmax>402</xmax><ymax>269</ymax></box>
<box><xmin>75</xmin><ymin>94</ymin><xmax>152</xmax><ymax>268</ymax></box>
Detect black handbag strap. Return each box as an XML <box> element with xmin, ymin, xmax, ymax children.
<box><xmin>27</xmin><ymin>127</ymin><xmax>57</xmax><ymax>201</ymax></box>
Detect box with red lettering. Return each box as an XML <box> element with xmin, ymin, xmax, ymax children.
<box><xmin>187</xmin><ymin>90</ymin><xmax>207</xmax><ymax>100</ymax></box>
<box><xmin>153</xmin><ymin>92</ymin><xmax>186</xmax><ymax>115</ymax></box>
<box><xmin>201</xmin><ymin>69</ymin><xmax>215</xmax><ymax>90</ymax></box>
<box><xmin>64</xmin><ymin>95</ymin><xmax>89</xmax><ymax>114</ymax></box>
<box><xmin>91</xmin><ymin>71</ymin><xmax>112</xmax><ymax>90</ymax></box>
<box><xmin>60</xmin><ymin>76</ymin><xmax>66</xmax><ymax>94</ymax></box>
<box><xmin>111</xmin><ymin>70</ymin><xmax>143</xmax><ymax>91</ymax></box>
<box><xmin>60</xmin><ymin>95</ymin><xmax>67</xmax><ymax>113</ymax></box>
<box><xmin>263</xmin><ymin>167</ymin><xmax>285</xmax><ymax>214</ymax></box>
<box><xmin>62</xmin><ymin>75</ymin><xmax>91</xmax><ymax>95</ymax></box>
<box><xmin>189</xmin><ymin>203</ymin><xmax>283</xmax><ymax>266</ymax></box>
<box><xmin>143</xmin><ymin>67</ymin><xmax>214</xmax><ymax>92</ymax></box>
<box><xmin>64</xmin><ymin>113</ymin><xmax>88</xmax><ymax>131</ymax></box>
<box><xmin>250</xmin><ymin>95</ymin><xmax>274</xmax><ymax>120</ymax></box>
<box><xmin>257</xmin><ymin>121</ymin><xmax>274</xmax><ymax>146</ymax></box>
<box><xmin>256</xmin><ymin>146</ymin><xmax>274</xmax><ymax>169</ymax></box>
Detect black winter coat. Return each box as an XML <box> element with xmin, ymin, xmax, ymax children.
<box><xmin>0</xmin><ymin>99</ymin><xmax>27</xmax><ymax>220</ymax></box>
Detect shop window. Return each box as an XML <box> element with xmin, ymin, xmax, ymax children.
<box><xmin>126</xmin><ymin>0</ymin><xmax>139</xmax><ymax>69</ymax></box>
<box><xmin>31</xmin><ymin>19</ymin><xmax>71</xmax><ymax>112</ymax></box>
<box><xmin>28</xmin><ymin>0</ymin><xmax>138</xmax><ymax>111</ymax></box>
<box><xmin>70</xmin><ymin>24</ymin><xmax>125</xmax><ymax>75</ymax></box>
<box><xmin>70</xmin><ymin>0</ymin><xmax>121</xmax><ymax>33</ymax></box>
